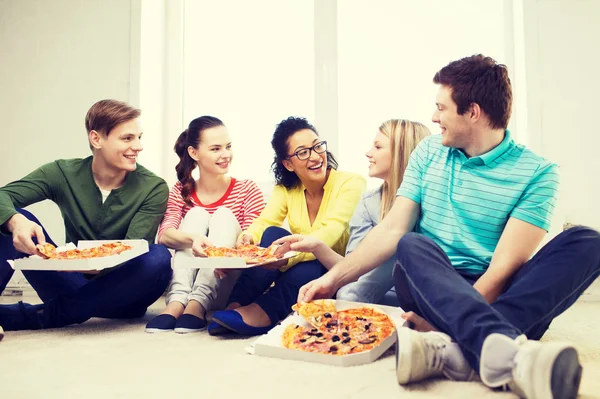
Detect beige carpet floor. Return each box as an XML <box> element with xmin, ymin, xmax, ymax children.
<box><xmin>1</xmin><ymin>282</ymin><xmax>600</xmax><ymax>399</ymax></box>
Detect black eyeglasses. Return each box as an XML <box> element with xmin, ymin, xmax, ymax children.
<box><xmin>287</xmin><ymin>141</ymin><xmax>327</xmax><ymax>161</ymax></box>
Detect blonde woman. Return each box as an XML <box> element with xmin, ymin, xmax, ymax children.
<box><xmin>275</xmin><ymin>119</ymin><xmax>430</xmax><ymax>304</ymax></box>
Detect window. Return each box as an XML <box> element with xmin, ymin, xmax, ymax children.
<box><xmin>337</xmin><ymin>0</ymin><xmax>509</xmax><ymax>188</ymax></box>
<box><xmin>178</xmin><ymin>0</ymin><xmax>514</xmax><ymax>191</ymax></box>
<box><xmin>183</xmin><ymin>0</ymin><xmax>315</xmax><ymax>186</ymax></box>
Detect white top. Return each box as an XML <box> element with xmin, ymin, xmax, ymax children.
<box><xmin>100</xmin><ymin>189</ymin><xmax>111</xmax><ymax>203</ymax></box>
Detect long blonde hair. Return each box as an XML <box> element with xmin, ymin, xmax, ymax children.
<box><xmin>379</xmin><ymin>119</ymin><xmax>431</xmax><ymax>220</ymax></box>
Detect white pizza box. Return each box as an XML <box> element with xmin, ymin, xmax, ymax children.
<box><xmin>9</xmin><ymin>239</ymin><xmax>149</xmax><ymax>271</ymax></box>
<box><xmin>247</xmin><ymin>299</ymin><xmax>407</xmax><ymax>367</ymax></box>
<box><xmin>173</xmin><ymin>249</ymin><xmax>299</xmax><ymax>269</ymax></box>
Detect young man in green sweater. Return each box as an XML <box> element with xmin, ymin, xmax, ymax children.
<box><xmin>0</xmin><ymin>99</ymin><xmax>172</xmax><ymax>332</ymax></box>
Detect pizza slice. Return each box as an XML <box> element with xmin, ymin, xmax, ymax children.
<box><xmin>292</xmin><ymin>299</ymin><xmax>337</xmax><ymax>328</ymax></box>
<box><xmin>282</xmin><ymin>324</ymin><xmax>346</xmax><ymax>355</ymax></box>
<box><xmin>36</xmin><ymin>243</ymin><xmax>57</xmax><ymax>259</ymax></box>
<box><xmin>200</xmin><ymin>247</ymin><xmax>240</xmax><ymax>258</ymax></box>
<box><xmin>34</xmin><ymin>241</ymin><xmax>132</xmax><ymax>260</ymax></box>
<box><xmin>229</xmin><ymin>244</ymin><xmax>285</xmax><ymax>265</ymax></box>
<box><xmin>98</xmin><ymin>241</ymin><xmax>132</xmax><ymax>256</ymax></box>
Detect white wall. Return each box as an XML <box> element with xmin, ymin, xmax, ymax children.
<box><xmin>0</xmin><ymin>0</ymin><xmax>137</xmax><ymax>244</ymax></box>
<box><xmin>521</xmin><ymin>0</ymin><xmax>600</xmax><ymax>237</ymax></box>
<box><xmin>1</xmin><ymin>0</ymin><xmax>598</xmax><ymax>249</ymax></box>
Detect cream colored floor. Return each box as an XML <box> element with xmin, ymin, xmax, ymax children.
<box><xmin>1</xmin><ymin>282</ymin><xmax>600</xmax><ymax>399</ymax></box>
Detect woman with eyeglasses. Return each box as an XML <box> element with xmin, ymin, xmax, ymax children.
<box><xmin>273</xmin><ymin>119</ymin><xmax>430</xmax><ymax>305</ymax></box>
<box><xmin>208</xmin><ymin>116</ymin><xmax>365</xmax><ymax>336</ymax></box>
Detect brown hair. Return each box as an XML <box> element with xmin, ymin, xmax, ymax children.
<box><xmin>378</xmin><ymin>120</ymin><xmax>430</xmax><ymax>220</ymax></box>
<box><xmin>433</xmin><ymin>54</ymin><xmax>512</xmax><ymax>130</ymax></box>
<box><xmin>174</xmin><ymin>116</ymin><xmax>225</xmax><ymax>205</ymax></box>
<box><xmin>85</xmin><ymin>99</ymin><xmax>141</xmax><ymax>136</ymax></box>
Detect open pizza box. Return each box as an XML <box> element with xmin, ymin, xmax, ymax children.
<box><xmin>9</xmin><ymin>239</ymin><xmax>149</xmax><ymax>271</ymax></box>
<box><xmin>173</xmin><ymin>249</ymin><xmax>299</xmax><ymax>269</ymax></box>
<box><xmin>246</xmin><ymin>299</ymin><xmax>407</xmax><ymax>367</ymax></box>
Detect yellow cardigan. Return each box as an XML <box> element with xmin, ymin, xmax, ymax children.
<box><xmin>245</xmin><ymin>169</ymin><xmax>366</xmax><ymax>271</ymax></box>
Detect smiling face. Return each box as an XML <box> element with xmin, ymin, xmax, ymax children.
<box><xmin>282</xmin><ymin>128</ymin><xmax>328</xmax><ymax>186</ymax></box>
<box><xmin>92</xmin><ymin>117</ymin><xmax>143</xmax><ymax>172</ymax></box>
<box><xmin>432</xmin><ymin>85</ymin><xmax>474</xmax><ymax>149</ymax></box>
<box><xmin>366</xmin><ymin>130</ymin><xmax>392</xmax><ymax>181</ymax></box>
<box><xmin>188</xmin><ymin>125</ymin><xmax>232</xmax><ymax>176</ymax></box>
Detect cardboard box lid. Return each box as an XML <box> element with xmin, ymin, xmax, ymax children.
<box><xmin>173</xmin><ymin>249</ymin><xmax>299</xmax><ymax>269</ymax></box>
<box><xmin>10</xmin><ymin>239</ymin><xmax>149</xmax><ymax>271</ymax></box>
<box><xmin>248</xmin><ymin>300</ymin><xmax>407</xmax><ymax>367</ymax></box>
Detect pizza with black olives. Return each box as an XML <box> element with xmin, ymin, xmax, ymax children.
<box><xmin>282</xmin><ymin>300</ymin><xmax>396</xmax><ymax>356</ymax></box>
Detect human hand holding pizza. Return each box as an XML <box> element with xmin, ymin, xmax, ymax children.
<box><xmin>273</xmin><ymin>234</ymin><xmax>324</xmax><ymax>254</ymax></box>
<box><xmin>191</xmin><ymin>235</ymin><xmax>213</xmax><ymax>257</ymax></box>
<box><xmin>235</xmin><ymin>233</ymin><xmax>254</xmax><ymax>248</ymax></box>
<box><xmin>7</xmin><ymin>214</ymin><xmax>46</xmax><ymax>255</ymax></box>
<box><xmin>297</xmin><ymin>273</ymin><xmax>338</xmax><ymax>304</ymax></box>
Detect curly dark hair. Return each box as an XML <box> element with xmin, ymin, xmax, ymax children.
<box><xmin>433</xmin><ymin>54</ymin><xmax>512</xmax><ymax>130</ymax></box>
<box><xmin>271</xmin><ymin>116</ymin><xmax>338</xmax><ymax>189</ymax></box>
<box><xmin>174</xmin><ymin>116</ymin><xmax>224</xmax><ymax>205</ymax></box>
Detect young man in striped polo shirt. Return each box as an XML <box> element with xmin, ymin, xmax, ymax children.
<box><xmin>0</xmin><ymin>100</ymin><xmax>173</xmax><ymax>333</ymax></box>
<box><xmin>298</xmin><ymin>55</ymin><xmax>599</xmax><ymax>398</ymax></box>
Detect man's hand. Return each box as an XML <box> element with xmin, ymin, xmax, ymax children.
<box><xmin>236</xmin><ymin>233</ymin><xmax>254</xmax><ymax>248</ymax></box>
<box><xmin>401</xmin><ymin>311</ymin><xmax>438</xmax><ymax>332</ymax></box>
<box><xmin>273</xmin><ymin>234</ymin><xmax>324</xmax><ymax>254</ymax></box>
<box><xmin>297</xmin><ymin>273</ymin><xmax>338</xmax><ymax>303</ymax></box>
<box><xmin>7</xmin><ymin>214</ymin><xmax>46</xmax><ymax>255</ymax></box>
<box><xmin>191</xmin><ymin>235</ymin><xmax>213</xmax><ymax>257</ymax></box>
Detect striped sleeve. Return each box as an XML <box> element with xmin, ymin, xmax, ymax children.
<box><xmin>157</xmin><ymin>182</ymin><xmax>186</xmax><ymax>243</ymax></box>
<box><xmin>510</xmin><ymin>162</ymin><xmax>560</xmax><ymax>231</ymax></box>
<box><xmin>397</xmin><ymin>136</ymin><xmax>429</xmax><ymax>203</ymax></box>
<box><xmin>239</xmin><ymin>180</ymin><xmax>265</xmax><ymax>230</ymax></box>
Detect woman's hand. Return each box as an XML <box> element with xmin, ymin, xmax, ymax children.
<box><xmin>273</xmin><ymin>234</ymin><xmax>324</xmax><ymax>254</ymax></box>
<box><xmin>191</xmin><ymin>235</ymin><xmax>213</xmax><ymax>257</ymax></box>
<box><xmin>236</xmin><ymin>233</ymin><xmax>254</xmax><ymax>248</ymax></box>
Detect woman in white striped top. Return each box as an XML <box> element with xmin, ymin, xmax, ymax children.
<box><xmin>145</xmin><ymin>116</ymin><xmax>264</xmax><ymax>333</ymax></box>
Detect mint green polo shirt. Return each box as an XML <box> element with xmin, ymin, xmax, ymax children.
<box><xmin>397</xmin><ymin>131</ymin><xmax>559</xmax><ymax>274</ymax></box>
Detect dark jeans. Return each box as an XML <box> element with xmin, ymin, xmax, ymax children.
<box><xmin>0</xmin><ymin>208</ymin><xmax>173</xmax><ymax>330</ymax></box>
<box><xmin>393</xmin><ymin>227</ymin><xmax>600</xmax><ymax>373</ymax></box>
<box><xmin>228</xmin><ymin>226</ymin><xmax>327</xmax><ymax>323</ymax></box>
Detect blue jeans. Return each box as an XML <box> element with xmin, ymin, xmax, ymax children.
<box><xmin>227</xmin><ymin>226</ymin><xmax>327</xmax><ymax>323</ymax></box>
<box><xmin>393</xmin><ymin>227</ymin><xmax>600</xmax><ymax>373</ymax></box>
<box><xmin>0</xmin><ymin>209</ymin><xmax>173</xmax><ymax>330</ymax></box>
<box><xmin>336</xmin><ymin>256</ymin><xmax>397</xmax><ymax>305</ymax></box>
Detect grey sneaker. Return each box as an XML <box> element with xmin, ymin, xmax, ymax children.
<box><xmin>480</xmin><ymin>334</ymin><xmax>582</xmax><ymax>399</ymax></box>
<box><xmin>395</xmin><ymin>327</ymin><xmax>476</xmax><ymax>384</ymax></box>
<box><xmin>0</xmin><ymin>325</ymin><xmax>4</xmax><ymax>341</ymax></box>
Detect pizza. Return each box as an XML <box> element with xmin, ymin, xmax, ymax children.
<box><xmin>198</xmin><ymin>244</ymin><xmax>282</xmax><ymax>265</ymax></box>
<box><xmin>291</xmin><ymin>299</ymin><xmax>336</xmax><ymax>323</ymax></box>
<box><xmin>35</xmin><ymin>242</ymin><xmax>132</xmax><ymax>260</ymax></box>
<box><xmin>282</xmin><ymin>299</ymin><xmax>396</xmax><ymax>356</ymax></box>
<box><xmin>36</xmin><ymin>243</ymin><xmax>57</xmax><ymax>259</ymax></box>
